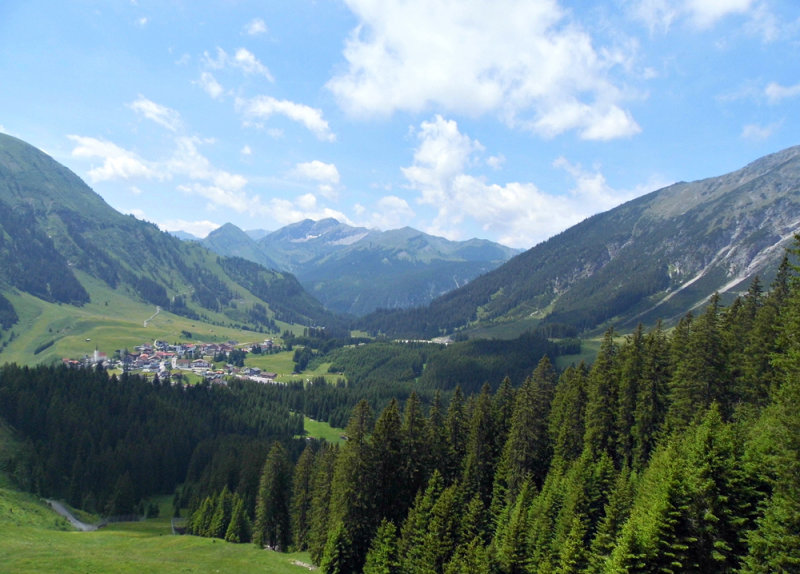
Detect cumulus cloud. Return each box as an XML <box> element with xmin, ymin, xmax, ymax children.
<box><xmin>765</xmin><ymin>81</ymin><xmax>800</xmax><ymax>103</ymax></box>
<box><xmin>291</xmin><ymin>160</ymin><xmax>341</xmax><ymax>198</ymax></box>
<box><xmin>366</xmin><ymin>195</ymin><xmax>416</xmax><ymax>229</ymax></box>
<box><xmin>401</xmin><ymin>116</ymin><xmax>655</xmax><ymax>247</ymax></box>
<box><xmin>328</xmin><ymin>0</ymin><xmax>640</xmax><ymax>140</ymax></box>
<box><xmin>68</xmin><ymin>132</ymin><xmax>267</xmax><ymax>216</ymax></box>
<box><xmin>267</xmin><ymin>195</ymin><xmax>351</xmax><ymax>226</ymax></box>
<box><xmin>68</xmin><ymin>135</ymin><xmax>159</xmax><ymax>182</ymax></box>
<box><xmin>244</xmin><ymin>18</ymin><xmax>268</xmax><ymax>36</ymax></box>
<box><xmin>129</xmin><ymin>96</ymin><xmax>182</xmax><ymax>131</ymax></box>
<box><xmin>237</xmin><ymin>95</ymin><xmax>336</xmax><ymax>141</ymax></box>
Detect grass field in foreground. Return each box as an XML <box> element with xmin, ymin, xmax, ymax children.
<box><xmin>0</xmin><ymin>489</ymin><xmax>315</xmax><ymax>574</ymax></box>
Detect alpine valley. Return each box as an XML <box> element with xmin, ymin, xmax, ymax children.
<box><xmin>3</xmin><ymin>132</ymin><xmax>800</xmax><ymax>573</ymax></box>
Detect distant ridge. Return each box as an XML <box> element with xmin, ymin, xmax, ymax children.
<box><xmin>358</xmin><ymin>145</ymin><xmax>800</xmax><ymax>338</ymax></box>
<box><xmin>197</xmin><ymin>218</ymin><xmax>519</xmax><ymax>316</ymax></box>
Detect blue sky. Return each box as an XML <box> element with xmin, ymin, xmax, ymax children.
<box><xmin>1</xmin><ymin>0</ymin><xmax>798</xmax><ymax>248</ymax></box>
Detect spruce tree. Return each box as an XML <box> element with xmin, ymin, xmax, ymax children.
<box><xmin>549</xmin><ymin>363</ymin><xmax>589</xmax><ymax>463</ymax></box>
<box><xmin>462</xmin><ymin>384</ymin><xmax>499</xmax><ymax>507</ymax></box>
<box><xmin>290</xmin><ymin>442</ymin><xmax>316</xmax><ymax>550</ymax></box>
<box><xmin>363</xmin><ymin>519</ymin><xmax>401</xmax><ymax>574</ymax></box>
<box><xmin>632</xmin><ymin>321</ymin><xmax>670</xmax><ymax>471</ymax></box>
<box><xmin>583</xmin><ymin>329</ymin><xmax>619</xmax><ymax>463</ymax></box>
<box><xmin>373</xmin><ymin>399</ymin><xmax>406</xmax><ymax>525</ymax></box>
<box><xmin>253</xmin><ymin>442</ymin><xmax>292</xmax><ymax>551</ymax></box>
<box><xmin>225</xmin><ymin>493</ymin><xmax>251</xmax><ymax>543</ymax></box>
<box><xmin>321</xmin><ymin>400</ymin><xmax>377</xmax><ymax>573</ymax></box>
<box><xmin>308</xmin><ymin>444</ymin><xmax>337</xmax><ymax>564</ymax></box>
<box><xmin>402</xmin><ymin>391</ymin><xmax>431</xmax><ymax>505</ymax></box>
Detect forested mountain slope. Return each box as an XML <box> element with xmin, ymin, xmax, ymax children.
<box><xmin>360</xmin><ymin>146</ymin><xmax>800</xmax><ymax>337</ymax></box>
<box><xmin>0</xmin><ymin>133</ymin><xmax>340</xmax><ymax>336</ymax></box>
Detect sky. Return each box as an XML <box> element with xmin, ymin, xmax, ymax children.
<box><xmin>1</xmin><ymin>1</ymin><xmax>798</xmax><ymax>249</ymax></box>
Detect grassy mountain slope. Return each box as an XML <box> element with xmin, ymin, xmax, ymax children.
<box><xmin>0</xmin><ymin>133</ymin><xmax>341</xmax><ymax>362</ymax></box>
<box><xmin>359</xmin><ymin>145</ymin><xmax>800</xmax><ymax>338</ymax></box>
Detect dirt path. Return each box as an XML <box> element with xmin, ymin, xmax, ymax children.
<box><xmin>46</xmin><ymin>499</ymin><xmax>98</xmax><ymax>531</ymax></box>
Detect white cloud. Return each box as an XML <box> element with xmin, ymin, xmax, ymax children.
<box><xmin>198</xmin><ymin>72</ymin><xmax>224</xmax><ymax>99</ymax></box>
<box><xmin>203</xmin><ymin>47</ymin><xmax>273</xmax><ymax>81</ymax></box>
<box><xmin>292</xmin><ymin>160</ymin><xmax>341</xmax><ymax>199</ymax></box>
<box><xmin>684</xmin><ymin>0</ymin><xmax>754</xmax><ymax>28</ymax></box>
<box><xmin>765</xmin><ymin>81</ymin><xmax>800</xmax><ymax>103</ymax></box>
<box><xmin>487</xmin><ymin>154</ymin><xmax>506</xmax><ymax>170</ymax></box>
<box><xmin>68</xmin><ymin>135</ymin><xmax>159</xmax><ymax>182</ymax></box>
<box><xmin>740</xmin><ymin>121</ymin><xmax>780</xmax><ymax>141</ymax></box>
<box><xmin>401</xmin><ymin>116</ymin><xmax>656</xmax><ymax>247</ymax></box>
<box><xmin>234</xmin><ymin>48</ymin><xmax>274</xmax><ymax>80</ymax></box>
<box><xmin>367</xmin><ymin>195</ymin><xmax>416</xmax><ymax>229</ymax></box>
<box><xmin>629</xmin><ymin>0</ymin><xmax>757</xmax><ymax>32</ymax></box>
<box><xmin>237</xmin><ymin>95</ymin><xmax>336</xmax><ymax>141</ymax></box>
<box><xmin>244</xmin><ymin>18</ymin><xmax>268</xmax><ymax>36</ymax></box>
<box><xmin>129</xmin><ymin>96</ymin><xmax>182</xmax><ymax>131</ymax></box>
<box><xmin>328</xmin><ymin>0</ymin><xmax>640</xmax><ymax>140</ymax></box>
<box><xmin>136</xmin><ymin>17</ymin><xmax>148</xmax><ymax>27</ymax></box>
<box><xmin>267</xmin><ymin>196</ymin><xmax>351</xmax><ymax>226</ymax></box>
<box><xmin>241</xmin><ymin>145</ymin><xmax>252</xmax><ymax>156</ymax></box>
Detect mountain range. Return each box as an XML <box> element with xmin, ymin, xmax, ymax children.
<box><xmin>195</xmin><ymin>218</ymin><xmax>519</xmax><ymax>316</ymax></box>
<box><xmin>360</xmin><ymin>145</ymin><xmax>800</xmax><ymax>338</ymax></box>
<box><xmin>1</xmin><ymin>131</ymin><xmax>798</xmax><ymax>364</ymax></box>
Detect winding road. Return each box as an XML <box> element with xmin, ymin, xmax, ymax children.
<box><xmin>46</xmin><ymin>499</ymin><xmax>98</xmax><ymax>531</ymax></box>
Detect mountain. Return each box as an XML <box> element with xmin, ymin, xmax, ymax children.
<box><xmin>360</xmin><ymin>145</ymin><xmax>800</xmax><ymax>338</ymax></box>
<box><xmin>0</xmin><ymin>133</ymin><xmax>341</xmax><ymax>359</ymax></box>
<box><xmin>195</xmin><ymin>218</ymin><xmax>519</xmax><ymax>316</ymax></box>
<box><xmin>202</xmin><ymin>222</ymin><xmax>279</xmax><ymax>270</ymax></box>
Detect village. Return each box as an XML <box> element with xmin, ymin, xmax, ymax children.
<box><xmin>62</xmin><ymin>338</ymin><xmax>283</xmax><ymax>385</ymax></box>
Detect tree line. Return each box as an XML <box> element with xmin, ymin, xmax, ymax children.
<box><xmin>190</xmin><ymin>245</ymin><xmax>800</xmax><ymax>573</ymax></box>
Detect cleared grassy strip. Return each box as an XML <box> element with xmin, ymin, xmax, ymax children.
<box><xmin>300</xmin><ymin>416</ymin><xmax>345</xmax><ymax>444</ymax></box>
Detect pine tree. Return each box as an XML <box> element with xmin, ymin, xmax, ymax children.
<box><xmin>208</xmin><ymin>485</ymin><xmax>233</xmax><ymax>539</ymax></box>
<box><xmin>616</xmin><ymin>325</ymin><xmax>644</xmax><ymax>467</ymax></box>
<box><xmin>372</xmin><ymin>399</ymin><xmax>406</xmax><ymax>525</ymax></box>
<box><xmin>363</xmin><ymin>519</ymin><xmax>401</xmax><ymax>574</ymax></box>
<box><xmin>253</xmin><ymin>442</ymin><xmax>292</xmax><ymax>551</ymax></box>
<box><xmin>549</xmin><ymin>363</ymin><xmax>589</xmax><ymax>463</ymax></box>
<box><xmin>308</xmin><ymin>444</ymin><xmax>337</xmax><ymax>564</ymax></box>
<box><xmin>667</xmin><ymin>294</ymin><xmax>730</xmax><ymax>432</ymax></box>
<box><xmin>583</xmin><ymin>329</ymin><xmax>619</xmax><ymax>463</ymax></box>
<box><xmin>444</xmin><ymin>386</ymin><xmax>467</xmax><ymax>483</ymax></box>
<box><xmin>291</xmin><ymin>442</ymin><xmax>316</xmax><ymax>550</ymax></box>
<box><xmin>632</xmin><ymin>321</ymin><xmax>670</xmax><ymax>471</ymax></box>
<box><xmin>495</xmin><ymin>478</ymin><xmax>535</xmax><ymax>574</ymax></box>
<box><xmin>225</xmin><ymin>493</ymin><xmax>251</xmax><ymax>543</ymax></box>
<box><xmin>492</xmin><ymin>356</ymin><xmax>556</xmax><ymax>520</ymax></box>
<box><xmin>462</xmin><ymin>384</ymin><xmax>499</xmax><ymax>507</ymax></box>
<box><xmin>402</xmin><ymin>391</ymin><xmax>431</xmax><ymax>506</ymax></box>
<box><xmin>321</xmin><ymin>400</ymin><xmax>377</xmax><ymax>573</ymax></box>
<box><xmin>427</xmin><ymin>390</ymin><xmax>451</xmax><ymax>482</ymax></box>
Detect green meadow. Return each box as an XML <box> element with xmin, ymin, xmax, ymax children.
<box><xmin>0</xmin><ymin>480</ymin><xmax>315</xmax><ymax>573</ymax></box>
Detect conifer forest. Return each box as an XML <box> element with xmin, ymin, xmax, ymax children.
<box><xmin>5</xmin><ymin>246</ymin><xmax>800</xmax><ymax>573</ymax></box>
